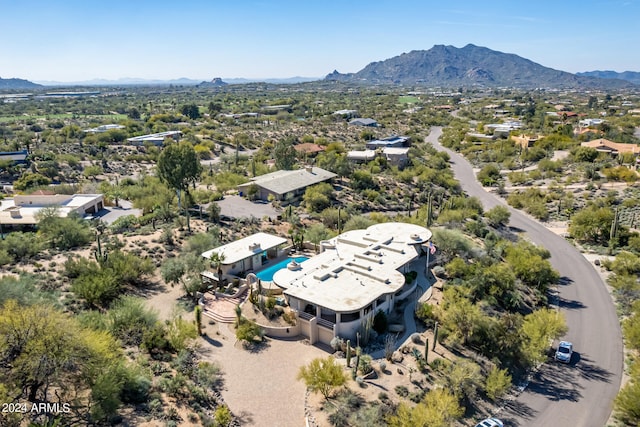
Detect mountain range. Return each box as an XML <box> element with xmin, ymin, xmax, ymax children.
<box><xmin>576</xmin><ymin>70</ymin><xmax>640</xmax><ymax>85</ymax></box>
<box><xmin>32</xmin><ymin>76</ymin><xmax>319</xmax><ymax>87</ymax></box>
<box><xmin>0</xmin><ymin>77</ymin><xmax>43</xmax><ymax>89</ymax></box>
<box><xmin>325</xmin><ymin>44</ymin><xmax>636</xmax><ymax>90</ymax></box>
<box><xmin>3</xmin><ymin>44</ymin><xmax>639</xmax><ymax>90</ymax></box>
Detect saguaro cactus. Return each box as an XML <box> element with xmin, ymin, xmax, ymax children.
<box><xmin>432</xmin><ymin>321</ymin><xmax>439</xmax><ymax>351</ymax></box>
<box><xmin>346</xmin><ymin>340</ymin><xmax>352</xmax><ymax>368</ymax></box>
<box><xmin>425</xmin><ymin>339</ymin><xmax>429</xmax><ymax>363</ymax></box>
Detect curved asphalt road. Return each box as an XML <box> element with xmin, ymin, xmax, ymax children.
<box><xmin>426</xmin><ymin>127</ymin><xmax>623</xmax><ymax>427</ymax></box>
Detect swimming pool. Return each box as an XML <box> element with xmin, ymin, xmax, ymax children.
<box><xmin>256</xmin><ymin>257</ymin><xmax>309</xmax><ymax>282</ymax></box>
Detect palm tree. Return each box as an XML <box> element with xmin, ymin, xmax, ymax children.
<box><xmin>209</xmin><ymin>252</ymin><xmax>226</xmax><ymax>286</ymax></box>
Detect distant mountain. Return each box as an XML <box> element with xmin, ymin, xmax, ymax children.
<box><xmin>35</xmin><ymin>77</ymin><xmax>202</xmax><ymax>86</ymax></box>
<box><xmin>36</xmin><ymin>76</ymin><xmax>320</xmax><ymax>87</ymax></box>
<box><xmin>326</xmin><ymin>44</ymin><xmax>634</xmax><ymax>90</ymax></box>
<box><xmin>576</xmin><ymin>70</ymin><xmax>640</xmax><ymax>85</ymax></box>
<box><xmin>0</xmin><ymin>77</ymin><xmax>42</xmax><ymax>89</ymax></box>
<box><xmin>198</xmin><ymin>77</ymin><xmax>228</xmax><ymax>87</ymax></box>
<box><xmin>223</xmin><ymin>76</ymin><xmax>319</xmax><ymax>84</ymax></box>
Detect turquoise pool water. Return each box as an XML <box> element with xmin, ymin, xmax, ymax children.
<box><xmin>256</xmin><ymin>257</ymin><xmax>308</xmax><ymax>281</ymax></box>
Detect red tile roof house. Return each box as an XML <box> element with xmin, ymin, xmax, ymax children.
<box><xmin>580</xmin><ymin>138</ymin><xmax>640</xmax><ymax>156</ymax></box>
<box><xmin>293</xmin><ymin>143</ymin><xmax>326</xmax><ymax>156</ymax></box>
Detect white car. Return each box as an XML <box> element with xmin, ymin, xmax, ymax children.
<box><xmin>555</xmin><ymin>341</ymin><xmax>573</xmax><ymax>363</ymax></box>
<box><xmin>475</xmin><ymin>418</ymin><xmax>504</xmax><ymax>427</ymax></box>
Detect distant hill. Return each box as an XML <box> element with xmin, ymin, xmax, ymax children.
<box><xmin>198</xmin><ymin>77</ymin><xmax>228</xmax><ymax>87</ymax></box>
<box><xmin>326</xmin><ymin>44</ymin><xmax>634</xmax><ymax>90</ymax></box>
<box><xmin>36</xmin><ymin>76</ymin><xmax>320</xmax><ymax>86</ymax></box>
<box><xmin>35</xmin><ymin>77</ymin><xmax>202</xmax><ymax>86</ymax></box>
<box><xmin>0</xmin><ymin>77</ymin><xmax>42</xmax><ymax>89</ymax></box>
<box><xmin>576</xmin><ymin>70</ymin><xmax>640</xmax><ymax>85</ymax></box>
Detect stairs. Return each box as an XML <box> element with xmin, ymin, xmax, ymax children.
<box><xmin>202</xmin><ymin>289</ymin><xmax>248</xmax><ymax>324</ymax></box>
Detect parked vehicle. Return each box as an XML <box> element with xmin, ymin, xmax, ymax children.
<box><xmin>555</xmin><ymin>341</ymin><xmax>573</xmax><ymax>363</ymax></box>
<box><xmin>475</xmin><ymin>417</ymin><xmax>504</xmax><ymax>427</ymax></box>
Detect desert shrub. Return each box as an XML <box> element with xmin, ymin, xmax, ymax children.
<box><xmin>372</xmin><ymin>310</ymin><xmax>388</xmax><ymax>334</ymax></box>
<box><xmin>109</xmin><ymin>214</ymin><xmax>138</xmax><ymax>233</ymax></box>
<box><xmin>395</xmin><ymin>385</ymin><xmax>409</xmax><ymax>397</ymax></box>
<box><xmin>358</xmin><ymin>354</ymin><xmax>373</xmax><ymax>375</ymax></box>
<box><xmin>108</xmin><ymin>296</ymin><xmax>159</xmax><ymax>346</ymax></box>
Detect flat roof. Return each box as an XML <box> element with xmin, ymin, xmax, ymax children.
<box><xmin>0</xmin><ymin>194</ymin><xmax>103</xmax><ymax>225</ymax></box>
<box><xmin>382</xmin><ymin>147</ymin><xmax>410</xmax><ymax>155</ymax></box>
<box><xmin>347</xmin><ymin>150</ymin><xmax>376</xmax><ymax>161</ymax></box>
<box><xmin>201</xmin><ymin>232</ymin><xmax>287</xmax><ymax>265</ymax></box>
<box><xmin>238</xmin><ymin>167</ymin><xmax>336</xmax><ymax>196</ymax></box>
<box><xmin>127</xmin><ymin>130</ymin><xmax>182</xmax><ymax>142</ymax></box>
<box><xmin>275</xmin><ymin>222</ymin><xmax>432</xmax><ymax>313</ymax></box>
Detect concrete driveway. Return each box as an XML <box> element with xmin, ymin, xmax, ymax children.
<box><xmin>95</xmin><ymin>200</ymin><xmax>142</xmax><ymax>225</ymax></box>
<box><xmin>215</xmin><ymin>195</ymin><xmax>280</xmax><ymax>220</ymax></box>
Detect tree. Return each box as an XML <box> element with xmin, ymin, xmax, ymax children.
<box><xmin>569</xmin><ymin>205</ymin><xmax>614</xmax><ymax>245</ymax></box>
<box><xmin>439</xmin><ymin>288</ymin><xmax>484</xmax><ymax>346</ymax></box>
<box><xmin>207</xmin><ymin>102</ymin><xmax>222</xmax><ymax>116</ymax></box>
<box><xmin>157</xmin><ymin>142</ymin><xmax>202</xmax><ymax>232</ymax></box>
<box><xmin>485</xmin><ymin>366</ymin><xmax>512</xmax><ymax>401</ymax></box>
<box><xmin>36</xmin><ymin>209</ymin><xmax>92</xmax><ymax>250</ymax></box>
<box><xmin>303</xmin><ymin>182</ymin><xmax>333</xmax><ymax>212</ymax></box>
<box><xmin>305</xmin><ymin>223</ymin><xmax>332</xmax><ymax>253</ymax></box>
<box><xmin>387</xmin><ymin>388</ymin><xmax>463</xmax><ymax>427</ymax></box>
<box><xmin>13</xmin><ymin>172</ymin><xmax>51</xmax><ymax>191</ymax></box>
<box><xmin>180</xmin><ymin>103</ymin><xmax>201</xmax><ymax>120</ymax></box>
<box><xmin>297</xmin><ymin>357</ymin><xmax>347</xmax><ymax>400</ymax></box>
<box><xmin>274</xmin><ymin>139</ymin><xmax>297</xmax><ymax>170</ymax></box>
<box><xmin>520</xmin><ymin>308</ymin><xmax>568</xmax><ymax>367</ymax></box>
<box><xmin>0</xmin><ymin>300</ymin><xmax>121</xmax><ymax>420</ymax></box>
<box><xmin>161</xmin><ymin>255</ymin><xmax>206</xmax><ymax>302</ymax></box>
<box><xmin>477</xmin><ymin>164</ymin><xmax>502</xmax><ymax>186</ymax></box>
<box><xmin>485</xmin><ymin>205</ymin><xmax>511</xmax><ymax>228</ymax></box>
<box><xmin>439</xmin><ymin>359</ymin><xmax>482</xmax><ymax>402</ymax></box>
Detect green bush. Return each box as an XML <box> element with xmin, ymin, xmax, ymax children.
<box><xmin>372</xmin><ymin>310</ymin><xmax>388</xmax><ymax>334</ymax></box>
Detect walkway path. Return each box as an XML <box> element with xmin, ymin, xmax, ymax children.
<box><xmin>198</xmin><ymin>322</ymin><xmax>326</xmax><ymax>427</ymax></box>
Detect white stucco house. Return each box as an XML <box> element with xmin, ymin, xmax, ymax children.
<box><xmin>272</xmin><ymin>222</ymin><xmax>432</xmax><ymax>345</ymax></box>
<box><xmin>0</xmin><ymin>194</ymin><xmax>104</xmax><ymax>227</ymax></box>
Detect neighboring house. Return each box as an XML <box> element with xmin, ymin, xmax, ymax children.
<box><xmin>0</xmin><ymin>194</ymin><xmax>104</xmax><ymax>227</ymax></box>
<box><xmin>84</xmin><ymin>124</ymin><xmax>125</xmax><ymax>133</ymax></box>
<box><xmin>272</xmin><ymin>222</ymin><xmax>432</xmax><ymax>345</ymax></box>
<box><xmin>580</xmin><ymin>138</ymin><xmax>640</xmax><ymax>156</ymax></box>
<box><xmin>579</xmin><ymin>118</ymin><xmax>605</xmax><ymax>128</ymax></box>
<box><xmin>365</xmin><ymin>135</ymin><xmax>410</xmax><ymax>150</ymax></box>
<box><xmin>0</xmin><ymin>150</ymin><xmax>28</xmax><ymax>165</ymax></box>
<box><xmin>237</xmin><ymin>167</ymin><xmax>336</xmax><ymax>201</ymax></box>
<box><xmin>333</xmin><ymin>109</ymin><xmax>358</xmax><ymax>118</ymax></box>
<box><xmin>126</xmin><ymin>131</ymin><xmax>182</xmax><ymax>146</ymax></box>
<box><xmin>348</xmin><ymin>118</ymin><xmax>378</xmax><ymax>127</ymax></box>
<box><xmin>347</xmin><ymin>150</ymin><xmax>377</xmax><ymax>163</ymax></box>
<box><xmin>348</xmin><ymin>147</ymin><xmax>411</xmax><ymax>168</ymax></box>
<box><xmin>201</xmin><ymin>232</ymin><xmax>288</xmax><ymax>280</ymax></box>
<box><xmin>219</xmin><ymin>112</ymin><xmax>259</xmax><ymax>119</ymax></box>
<box><xmin>293</xmin><ymin>143</ymin><xmax>326</xmax><ymax>157</ymax></box>
<box><xmin>512</xmin><ymin>134</ymin><xmax>540</xmax><ymax>149</ymax></box>
<box><xmin>382</xmin><ymin>147</ymin><xmax>411</xmax><ymax>168</ymax></box>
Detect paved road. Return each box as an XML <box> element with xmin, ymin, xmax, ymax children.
<box><xmin>426</xmin><ymin>127</ymin><xmax>623</xmax><ymax>427</ymax></box>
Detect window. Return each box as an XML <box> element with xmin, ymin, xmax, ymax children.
<box><xmin>341</xmin><ymin>311</ymin><xmax>360</xmax><ymax>323</ymax></box>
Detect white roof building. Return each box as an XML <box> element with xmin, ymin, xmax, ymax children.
<box><xmin>126</xmin><ymin>131</ymin><xmax>182</xmax><ymax>146</ymax></box>
<box><xmin>0</xmin><ymin>194</ymin><xmax>104</xmax><ymax>226</ymax></box>
<box><xmin>201</xmin><ymin>232</ymin><xmax>288</xmax><ymax>279</ymax></box>
<box><xmin>84</xmin><ymin>124</ymin><xmax>125</xmax><ymax>133</ymax></box>
<box><xmin>273</xmin><ymin>222</ymin><xmax>432</xmax><ymax>343</ymax></box>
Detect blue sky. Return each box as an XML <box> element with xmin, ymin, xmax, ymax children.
<box><xmin>1</xmin><ymin>0</ymin><xmax>639</xmax><ymax>82</ymax></box>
